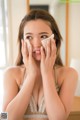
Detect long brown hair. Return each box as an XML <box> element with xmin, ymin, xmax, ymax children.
<box><xmin>15</xmin><ymin>9</ymin><xmax>63</xmax><ymax>66</ymax></box>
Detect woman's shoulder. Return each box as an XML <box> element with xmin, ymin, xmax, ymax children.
<box><xmin>60</xmin><ymin>66</ymin><xmax>78</xmax><ymax>77</ymax></box>
<box><xmin>3</xmin><ymin>65</ymin><xmax>25</xmax><ymax>86</ymax></box>
<box><xmin>4</xmin><ymin>65</ymin><xmax>25</xmax><ymax>75</ymax></box>
<box><xmin>56</xmin><ymin>66</ymin><xmax>78</xmax><ymax>86</ymax></box>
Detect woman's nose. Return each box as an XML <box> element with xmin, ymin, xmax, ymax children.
<box><xmin>31</xmin><ymin>37</ymin><xmax>41</xmax><ymax>47</ymax></box>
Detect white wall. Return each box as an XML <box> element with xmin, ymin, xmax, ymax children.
<box><xmin>30</xmin><ymin>0</ymin><xmax>53</xmax><ymax>5</ymax></box>
<box><xmin>69</xmin><ymin>3</ymin><xmax>80</xmax><ymax>64</ymax></box>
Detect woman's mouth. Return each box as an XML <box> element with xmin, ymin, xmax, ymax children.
<box><xmin>33</xmin><ymin>48</ymin><xmax>41</xmax><ymax>55</ymax></box>
<box><xmin>33</xmin><ymin>50</ymin><xmax>41</xmax><ymax>55</ymax></box>
<box><xmin>32</xmin><ymin>48</ymin><xmax>41</xmax><ymax>60</ymax></box>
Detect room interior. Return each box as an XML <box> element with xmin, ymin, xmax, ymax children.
<box><xmin>0</xmin><ymin>0</ymin><xmax>80</xmax><ymax>119</ymax></box>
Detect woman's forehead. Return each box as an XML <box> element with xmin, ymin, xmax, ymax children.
<box><xmin>24</xmin><ymin>19</ymin><xmax>52</xmax><ymax>34</ymax></box>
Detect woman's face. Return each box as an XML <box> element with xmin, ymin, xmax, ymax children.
<box><xmin>23</xmin><ymin>19</ymin><xmax>52</xmax><ymax>61</ymax></box>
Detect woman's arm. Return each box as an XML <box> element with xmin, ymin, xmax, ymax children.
<box><xmin>40</xmin><ymin>39</ymin><xmax>78</xmax><ymax>120</ymax></box>
<box><xmin>3</xmin><ymin>40</ymin><xmax>40</xmax><ymax>120</ymax></box>
<box><xmin>3</xmin><ymin>67</ymin><xmax>36</xmax><ymax>120</ymax></box>
<box><xmin>42</xmin><ymin>67</ymin><xmax>78</xmax><ymax>120</ymax></box>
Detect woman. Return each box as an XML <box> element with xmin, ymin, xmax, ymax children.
<box><xmin>2</xmin><ymin>9</ymin><xmax>78</xmax><ymax>120</ymax></box>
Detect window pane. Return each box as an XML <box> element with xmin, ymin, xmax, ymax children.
<box><xmin>0</xmin><ymin>41</ymin><xmax>6</xmax><ymax>66</ymax></box>
<box><xmin>0</xmin><ymin>0</ymin><xmax>8</xmax><ymax>68</ymax></box>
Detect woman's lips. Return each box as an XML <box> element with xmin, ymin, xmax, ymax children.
<box><xmin>35</xmin><ymin>50</ymin><xmax>41</xmax><ymax>54</ymax></box>
<box><xmin>33</xmin><ymin>48</ymin><xmax>41</xmax><ymax>54</ymax></box>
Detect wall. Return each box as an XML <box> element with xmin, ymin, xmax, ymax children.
<box><xmin>69</xmin><ymin>3</ymin><xmax>80</xmax><ymax>64</ymax></box>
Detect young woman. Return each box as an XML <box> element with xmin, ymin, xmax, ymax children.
<box><xmin>2</xmin><ymin>9</ymin><xmax>78</xmax><ymax>120</ymax></box>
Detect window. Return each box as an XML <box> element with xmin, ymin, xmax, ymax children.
<box><xmin>0</xmin><ymin>0</ymin><xmax>8</xmax><ymax>112</ymax></box>
<box><xmin>0</xmin><ymin>0</ymin><xmax>8</xmax><ymax>68</ymax></box>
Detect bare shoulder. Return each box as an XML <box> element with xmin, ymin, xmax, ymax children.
<box><xmin>3</xmin><ymin>65</ymin><xmax>25</xmax><ymax>87</ymax></box>
<box><xmin>3</xmin><ymin>65</ymin><xmax>25</xmax><ymax>111</ymax></box>
<box><xmin>62</xmin><ymin>66</ymin><xmax>78</xmax><ymax>79</ymax></box>
<box><xmin>57</xmin><ymin>66</ymin><xmax>78</xmax><ymax>86</ymax></box>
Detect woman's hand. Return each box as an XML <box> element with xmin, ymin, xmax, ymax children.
<box><xmin>40</xmin><ymin>38</ymin><xmax>56</xmax><ymax>76</ymax></box>
<box><xmin>21</xmin><ymin>40</ymin><xmax>39</xmax><ymax>78</ymax></box>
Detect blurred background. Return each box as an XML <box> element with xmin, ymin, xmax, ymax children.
<box><xmin>0</xmin><ymin>0</ymin><xmax>80</xmax><ymax>112</ymax></box>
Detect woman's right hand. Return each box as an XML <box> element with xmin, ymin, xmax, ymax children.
<box><xmin>21</xmin><ymin>40</ymin><xmax>39</xmax><ymax>78</ymax></box>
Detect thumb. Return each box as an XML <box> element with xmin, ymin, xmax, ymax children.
<box><xmin>26</xmin><ymin>40</ymin><xmax>32</xmax><ymax>58</ymax></box>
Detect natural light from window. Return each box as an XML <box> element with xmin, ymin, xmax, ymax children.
<box><xmin>0</xmin><ymin>0</ymin><xmax>8</xmax><ymax>112</ymax></box>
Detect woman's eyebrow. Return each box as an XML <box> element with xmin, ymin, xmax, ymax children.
<box><xmin>39</xmin><ymin>32</ymin><xmax>49</xmax><ymax>35</ymax></box>
<box><xmin>25</xmin><ymin>33</ymin><xmax>32</xmax><ymax>35</ymax></box>
<box><xmin>25</xmin><ymin>32</ymin><xmax>49</xmax><ymax>35</ymax></box>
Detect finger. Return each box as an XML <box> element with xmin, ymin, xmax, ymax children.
<box><xmin>21</xmin><ymin>40</ymin><xmax>28</xmax><ymax>57</ymax></box>
<box><xmin>46</xmin><ymin>40</ymin><xmax>51</xmax><ymax>59</ymax></box>
<box><xmin>26</xmin><ymin>40</ymin><xmax>33</xmax><ymax>59</ymax></box>
<box><xmin>51</xmin><ymin>39</ymin><xmax>56</xmax><ymax>57</ymax></box>
<box><xmin>52</xmin><ymin>53</ymin><xmax>56</xmax><ymax>64</ymax></box>
<box><xmin>29</xmin><ymin>45</ymin><xmax>33</xmax><ymax>59</ymax></box>
<box><xmin>25</xmin><ymin>40</ymin><xmax>31</xmax><ymax>51</ymax></box>
<box><xmin>22</xmin><ymin>41</ymin><xmax>28</xmax><ymax>63</ymax></box>
<box><xmin>21</xmin><ymin>40</ymin><xmax>25</xmax><ymax>63</ymax></box>
<box><xmin>21</xmin><ymin>41</ymin><xmax>28</xmax><ymax>64</ymax></box>
<box><xmin>24</xmin><ymin>41</ymin><xmax>28</xmax><ymax>56</ymax></box>
<box><xmin>26</xmin><ymin>40</ymin><xmax>32</xmax><ymax>58</ymax></box>
<box><xmin>41</xmin><ymin>46</ymin><xmax>45</xmax><ymax>61</ymax></box>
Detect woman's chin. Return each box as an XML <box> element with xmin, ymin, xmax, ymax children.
<box><xmin>33</xmin><ymin>55</ymin><xmax>41</xmax><ymax>61</ymax></box>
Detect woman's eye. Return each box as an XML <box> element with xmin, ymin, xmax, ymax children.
<box><xmin>26</xmin><ymin>36</ymin><xmax>33</xmax><ymax>40</ymax></box>
<box><xmin>41</xmin><ymin>35</ymin><xmax>48</xmax><ymax>40</ymax></box>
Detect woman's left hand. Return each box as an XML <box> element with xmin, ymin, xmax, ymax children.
<box><xmin>40</xmin><ymin>38</ymin><xmax>56</xmax><ymax>76</ymax></box>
